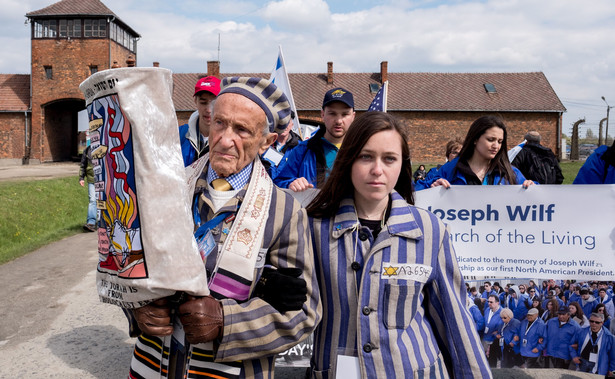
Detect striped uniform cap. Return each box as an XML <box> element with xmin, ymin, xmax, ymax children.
<box><xmin>219</xmin><ymin>77</ymin><xmax>291</xmax><ymax>134</ymax></box>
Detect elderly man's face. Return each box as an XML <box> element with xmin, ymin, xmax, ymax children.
<box><xmin>589</xmin><ymin>317</ymin><xmax>603</xmax><ymax>333</ymax></box>
<box><xmin>209</xmin><ymin>93</ymin><xmax>276</xmax><ymax>177</ymax></box>
<box><xmin>526</xmin><ymin>313</ymin><xmax>538</xmax><ymax>322</ymax></box>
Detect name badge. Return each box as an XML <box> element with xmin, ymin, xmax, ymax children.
<box><xmin>484</xmin><ymin>327</ymin><xmax>489</xmax><ymax>334</ymax></box>
<box><xmin>381</xmin><ymin>263</ymin><xmax>432</xmax><ymax>282</ymax></box>
<box><xmin>589</xmin><ymin>352</ymin><xmax>598</xmax><ymax>363</ymax></box>
<box><xmin>522</xmin><ymin>339</ymin><xmax>527</xmax><ymax>347</ymax></box>
<box><xmin>262</xmin><ymin>147</ymin><xmax>284</xmax><ymax>166</ymax></box>
<box><xmin>336</xmin><ymin>355</ymin><xmax>360</xmax><ymax>378</ymax></box>
<box><xmin>197</xmin><ymin>229</ymin><xmax>216</xmax><ymax>262</ymax></box>
<box><xmin>499</xmin><ymin>338</ymin><xmax>504</xmax><ymax>347</ymax></box>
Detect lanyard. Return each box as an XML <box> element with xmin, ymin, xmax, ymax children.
<box><xmin>192</xmin><ymin>195</ymin><xmax>232</xmax><ymax>240</ymax></box>
<box><xmin>525</xmin><ymin>320</ymin><xmax>536</xmax><ymax>336</ymax></box>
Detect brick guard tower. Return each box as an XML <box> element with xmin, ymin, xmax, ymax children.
<box><xmin>26</xmin><ymin>0</ymin><xmax>139</xmax><ymax>162</ymax></box>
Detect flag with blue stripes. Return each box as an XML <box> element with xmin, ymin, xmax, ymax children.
<box><xmin>367</xmin><ymin>80</ymin><xmax>388</xmax><ymax>112</ymax></box>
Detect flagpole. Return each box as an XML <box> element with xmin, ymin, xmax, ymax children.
<box><xmin>383</xmin><ymin>81</ymin><xmax>388</xmax><ymax>113</ymax></box>
<box><xmin>271</xmin><ymin>45</ymin><xmax>303</xmax><ymax>139</ymax></box>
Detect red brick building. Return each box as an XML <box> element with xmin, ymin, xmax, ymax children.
<box><xmin>0</xmin><ymin>0</ymin><xmax>565</xmax><ymax>165</ymax></box>
<box><xmin>174</xmin><ymin>62</ymin><xmax>566</xmax><ymax>163</ymax></box>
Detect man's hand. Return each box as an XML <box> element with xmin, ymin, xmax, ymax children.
<box><xmin>79</xmin><ymin>179</ymin><xmax>85</xmax><ymax>187</ymax></box>
<box><xmin>289</xmin><ymin>178</ymin><xmax>314</xmax><ymax>192</ymax></box>
<box><xmin>254</xmin><ymin>267</ymin><xmax>307</xmax><ymax>313</ymax></box>
<box><xmin>178</xmin><ymin>295</ymin><xmax>224</xmax><ymax>344</ymax></box>
<box><xmin>133</xmin><ymin>298</ymin><xmax>173</xmax><ymax>336</ymax></box>
<box><xmin>572</xmin><ymin>356</ymin><xmax>581</xmax><ymax>364</ymax></box>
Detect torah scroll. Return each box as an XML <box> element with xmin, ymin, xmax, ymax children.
<box><xmin>80</xmin><ymin>67</ymin><xmax>209</xmax><ymax>308</ymax></box>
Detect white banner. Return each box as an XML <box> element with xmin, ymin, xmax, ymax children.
<box><xmin>414</xmin><ymin>185</ymin><xmax>615</xmax><ymax>280</ymax></box>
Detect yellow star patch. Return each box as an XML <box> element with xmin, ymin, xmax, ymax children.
<box><xmin>382</xmin><ymin>266</ymin><xmax>399</xmax><ymax>277</ymax></box>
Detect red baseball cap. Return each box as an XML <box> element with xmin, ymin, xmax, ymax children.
<box><xmin>194</xmin><ymin>76</ymin><xmax>221</xmax><ymax>97</ymax></box>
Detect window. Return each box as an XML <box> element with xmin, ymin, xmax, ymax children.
<box><xmin>44</xmin><ymin>66</ymin><xmax>53</xmax><ymax>79</ymax></box>
<box><xmin>484</xmin><ymin>83</ymin><xmax>497</xmax><ymax>93</ymax></box>
<box><xmin>33</xmin><ymin>19</ymin><xmax>57</xmax><ymax>38</ymax></box>
<box><xmin>58</xmin><ymin>19</ymin><xmax>81</xmax><ymax>38</ymax></box>
<box><xmin>84</xmin><ymin>19</ymin><xmax>107</xmax><ymax>37</ymax></box>
<box><xmin>369</xmin><ymin>83</ymin><xmax>381</xmax><ymax>94</ymax></box>
<box><xmin>90</xmin><ymin>65</ymin><xmax>98</xmax><ymax>75</ymax></box>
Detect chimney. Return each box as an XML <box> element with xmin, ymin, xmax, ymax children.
<box><xmin>327</xmin><ymin>62</ymin><xmax>333</xmax><ymax>84</ymax></box>
<box><xmin>126</xmin><ymin>55</ymin><xmax>136</xmax><ymax>67</ymax></box>
<box><xmin>153</xmin><ymin>62</ymin><xmax>160</xmax><ymax>67</ymax></box>
<box><xmin>380</xmin><ymin>61</ymin><xmax>388</xmax><ymax>84</ymax></box>
<box><xmin>207</xmin><ymin>61</ymin><xmax>220</xmax><ymax>78</ymax></box>
<box><xmin>111</xmin><ymin>60</ymin><xmax>120</xmax><ymax>69</ymax></box>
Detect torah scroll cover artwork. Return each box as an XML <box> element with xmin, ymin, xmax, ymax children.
<box><xmin>88</xmin><ymin>94</ymin><xmax>147</xmax><ymax>279</ymax></box>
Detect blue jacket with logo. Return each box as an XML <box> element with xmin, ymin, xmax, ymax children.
<box><xmin>569</xmin><ymin>326</ymin><xmax>615</xmax><ymax>375</ymax></box>
<box><xmin>519</xmin><ymin>318</ymin><xmax>546</xmax><ymax>358</ymax></box>
<box><xmin>545</xmin><ymin>317</ymin><xmax>580</xmax><ymax>360</ymax></box>
<box><xmin>499</xmin><ymin>318</ymin><xmax>521</xmax><ymax>354</ymax></box>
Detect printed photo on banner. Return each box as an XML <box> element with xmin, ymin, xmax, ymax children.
<box><xmin>415</xmin><ymin>185</ymin><xmax>615</xmax><ymax>280</ymax></box>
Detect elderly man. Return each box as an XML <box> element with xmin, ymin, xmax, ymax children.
<box><xmin>519</xmin><ymin>308</ymin><xmax>546</xmax><ymax>368</ymax></box>
<box><xmin>570</xmin><ymin>313</ymin><xmax>615</xmax><ymax>375</ymax></box>
<box><xmin>545</xmin><ymin>305</ymin><xmax>580</xmax><ymax>369</ymax></box>
<box><xmin>129</xmin><ymin>77</ymin><xmax>321</xmax><ymax>378</ymax></box>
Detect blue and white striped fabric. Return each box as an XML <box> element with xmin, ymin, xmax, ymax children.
<box><xmin>309</xmin><ymin>191</ymin><xmax>491</xmax><ymax>378</ymax></box>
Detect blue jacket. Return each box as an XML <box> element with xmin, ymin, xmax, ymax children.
<box><xmin>469</xmin><ymin>304</ymin><xmax>485</xmax><ymax>333</ymax></box>
<box><xmin>570</xmin><ymin>327</ymin><xmax>615</xmax><ymax>375</ymax></box>
<box><xmin>519</xmin><ymin>318</ymin><xmax>546</xmax><ymax>358</ymax></box>
<box><xmin>414</xmin><ymin>157</ymin><xmax>528</xmax><ymax>190</ymax></box>
<box><xmin>178</xmin><ymin>111</ymin><xmax>207</xmax><ymax>167</ymax></box>
<box><xmin>499</xmin><ymin>318</ymin><xmax>521</xmax><ymax>354</ymax></box>
<box><xmin>581</xmin><ymin>295</ymin><xmax>599</xmax><ymax>319</ymax></box>
<box><xmin>573</xmin><ymin>145</ymin><xmax>615</xmax><ymax>184</ymax></box>
<box><xmin>483</xmin><ymin>307</ymin><xmax>504</xmax><ymax>343</ymax></box>
<box><xmin>507</xmin><ymin>296</ymin><xmax>529</xmax><ymax>321</ymax></box>
<box><xmin>545</xmin><ymin>317</ymin><xmax>580</xmax><ymax>360</ymax></box>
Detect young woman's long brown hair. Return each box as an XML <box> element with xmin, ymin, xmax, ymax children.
<box><xmin>456</xmin><ymin>115</ymin><xmax>517</xmax><ymax>184</ymax></box>
<box><xmin>306</xmin><ymin>112</ymin><xmax>413</xmax><ymax>219</ymax></box>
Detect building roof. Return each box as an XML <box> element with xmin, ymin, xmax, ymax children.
<box><xmin>26</xmin><ymin>0</ymin><xmax>139</xmax><ymax>37</ymax></box>
<box><xmin>0</xmin><ymin>75</ymin><xmax>30</xmax><ymax>112</ymax></box>
<box><xmin>172</xmin><ymin>71</ymin><xmax>565</xmax><ymax>113</ymax></box>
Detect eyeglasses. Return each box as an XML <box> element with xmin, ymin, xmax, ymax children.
<box><xmin>488</xmin><ymin>301</ymin><xmax>496</xmax><ymax>304</ymax></box>
<box><xmin>589</xmin><ymin>320</ymin><xmax>603</xmax><ymax>324</ymax></box>
<box><xmin>529</xmin><ymin>290</ymin><xmax>535</xmax><ymax>293</ymax></box>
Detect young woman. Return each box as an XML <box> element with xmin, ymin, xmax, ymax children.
<box><xmin>531</xmin><ymin>297</ymin><xmax>545</xmax><ymax>318</ymax></box>
<box><xmin>541</xmin><ymin>298</ymin><xmax>559</xmax><ymax>322</ymax></box>
<box><xmin>417</xmin><ymin>115</ymin><xmax>534</xmax><ymax>189</ymax></box>
<box><xmin>306</xmin><ymin>112</ymin><xmax>490</xmax><ymax>378</ymax></box>
<box><xmin>595</xmin><ymin>303</ymin><xmax>612</xmax><ymax>330</ymax></box>
<box><xmin>569</xmin><ymin>301</ymin><xmax>589</xmax><ymax>328</ymax></box>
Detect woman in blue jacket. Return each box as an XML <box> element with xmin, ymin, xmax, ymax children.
<box><xmin>497</xmin><ymin>308</ymin><xmax>522</xmax><ymax>368</ymax></box>
<box><xmin>306</xmin><ymin>112</ymin><xmax>491</xmax><ymax>378</ymax></box>
<box><xmin>415</xmin><ymin>115</ymin><xmax>534</xmax><ymax>190</ymax></box>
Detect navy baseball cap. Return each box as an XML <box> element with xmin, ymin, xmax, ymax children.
<box><xmin>557</xmin><ymin>305</ymin><xmax>569</xmax><ymax>314</ymax></box>
<box><xmin>322</xmin><ymin>87</ymin><xmax>354</xmax><ymax>109</ymax></box>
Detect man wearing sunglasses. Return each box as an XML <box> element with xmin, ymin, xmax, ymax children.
<box><xmin>570</xmin><ymin>313</ymin><xmax>615</xmax><ymax>375</ymax></box>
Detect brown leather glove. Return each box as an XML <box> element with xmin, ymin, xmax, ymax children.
<box><xmin>132</xmin><ymin>298</ymin><xmax>173</xmax><ymax>336</ymax></box>
<box><xmin>178</xmin><ymin>295</ymin><xmax>224</xmax><ymax>344</ymax></box>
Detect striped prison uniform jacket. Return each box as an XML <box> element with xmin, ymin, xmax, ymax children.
<box><xmin>129</xmin><ymin>165</ymin><xmax>322</xmax><ymax>378</ymax></box>
<box><xmin>309</xmin><ymin>191</ymin><xmax>492</xmax><ymax>378</ymax></box>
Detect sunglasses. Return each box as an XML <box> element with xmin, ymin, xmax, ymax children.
<box><xmin>589</xmin><ymin>320</ymin><xmax>603</xmax><ymax>324</ymax></box>
<box><xmin>529</xmin><ymin>290</ymin><xmax>535</xmax><ymax>292</ymax></box>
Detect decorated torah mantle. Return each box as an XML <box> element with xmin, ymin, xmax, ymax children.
<box><xmin>79</xmin><ymin>68</ymin><xmax>209</xmax><ymax>308</ymax></box>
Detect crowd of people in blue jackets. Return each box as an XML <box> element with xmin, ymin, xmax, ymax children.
<box><xmin>466</xmin><ymin>279</ymin><xmax>615</xmax><ymax>375</ymax></box>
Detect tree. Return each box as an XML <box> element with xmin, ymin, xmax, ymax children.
<box><xmin>585</xmin><ymin>128</ymin><xmax>595</xmax><ymax>140</ymax></box>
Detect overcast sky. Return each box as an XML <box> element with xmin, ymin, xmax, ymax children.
<box><xmin>2</xmin><ymin>0</ymin><xmax>615</xmax><ymax>140</ymax></box>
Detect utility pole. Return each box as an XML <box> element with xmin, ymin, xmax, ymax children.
<box><xmin>571</xmin><ymin>118</ymin><xmax>585</xmax><ymax>160</ymax></box>
<box><xmin>602</xmin><ymin>96</ymin><xmax>612</xmax><ymax>145</ymax></box>
<box><xmin>599</xmin><ymin>118</ymin><xmax>607</xmax><ymax>145</ymax></box>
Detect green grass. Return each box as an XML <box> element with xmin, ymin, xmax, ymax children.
<box><xmin>419</xmin><ymin>160</ymin><xmax>584</xmax><ymax>184</ymax></box>
<box><xmin>0</xmin><ymin>176</ymin><xmax>87</xmax><ymax>264</ymax></box>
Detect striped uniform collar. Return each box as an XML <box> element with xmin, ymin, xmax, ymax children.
<box><xmin>331</xmin><ymin>191</ymin><xmax>424</xmax><ymax>241</ymax></box>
